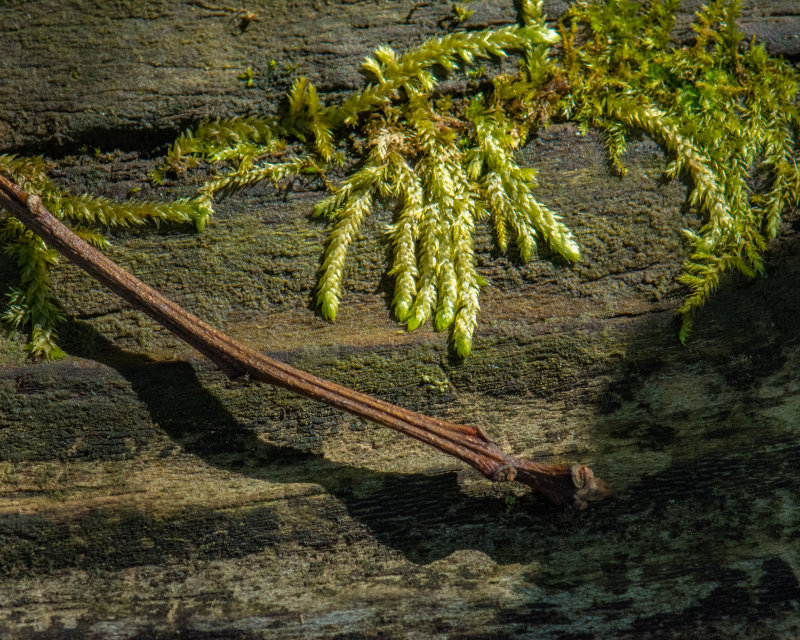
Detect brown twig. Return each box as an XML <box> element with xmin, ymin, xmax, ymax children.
<box><xmin>0</xmin><ymin>173</ymin><xmax>610</xmax><ymax>508</ymax></box>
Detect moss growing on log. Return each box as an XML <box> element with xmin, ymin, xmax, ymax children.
<box><xmin>1</xmin><ymin>0</ymin><xmax>798</xmax><ymax>357</ymax></box>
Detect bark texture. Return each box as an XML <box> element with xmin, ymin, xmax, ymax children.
<box><xmin>1</xmin><ymin>1</ymin><xmax>800</xmax><ymax>638</ymax></box>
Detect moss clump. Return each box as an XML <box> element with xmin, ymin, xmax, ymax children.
<box><xmin>155</xmin><ymin>0</ymin><xmax>799</xmax><ymax>354</ymax></box>
<box><xmin>560</xmin><ymin>0</ymin><xmax>800</xmax><ymax>340</ymax></box>
<box><xmin>2</xmin><ymin>0</ymin><xmax>798</xmax><ymax>357</ymax></box>
<box><xmin>156</xmin><ymin>3</ymin><xmax>581</xmax><ymax>357</ymax></box>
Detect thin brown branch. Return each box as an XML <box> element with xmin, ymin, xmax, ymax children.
<box><xmin>0</xmin><ymin>172</ymin><xmax>609</xmax><ymax>508</ymax></box>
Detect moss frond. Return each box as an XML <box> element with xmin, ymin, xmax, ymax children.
<box><xmin>0</xmin><ymin>217</ymin><xmax>64</xmax><ymax>358</ymax></box>
<box><xmin>562</xmin><ymin>0</ymin><xmax>800</xmax><ymax>340</ymax></box>
<box><xmin>155</xmin><ymin>116</ymin><xmax>281</xmax><ymax>179</ymax></box>
<box><xmin>313</xmin><ymin>137</ymin><xmax>393</xmax><ymax>320</ymax></box>
<box><xmin>329</xmin><ymin>22</ymin><xmax>559</xmax><ymax>127</ymax></box>
<box><xmin>468</xmin><ymin>101</ymin><xmax>580</xmax><ymax>263</ymax></box>
<box><xmin>200</xmin><ymin>156</ymin><xmax>313</xmax><ymax>200</ymax></box>
<box><xmin>517</xmin><ymin>0</ymin><xmax>545</xmax><ymax>26</ymax></box>
<box><xmin>385</xmin><ymin>154</ymin><xmax>423</xmax><ymax>322</ymax></box>
<box><xmin>316</xmin><ymin>192</ymin><xmax>374</xmax><ymax>322</ymax></box>
<box><xmin>0</xmin><ymin>154</ymin><xmax>211</xmax><ymax>357</ymax></box>
<box><xmin>57</xmin><ymin>194</ymin><xmax>209</xmax><ymax>229</ymax></box>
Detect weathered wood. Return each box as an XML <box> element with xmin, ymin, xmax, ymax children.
<box><xmin>1</xmin><ymin>1</ymin><xmax>800</xmax><ymax>638</ymax></box>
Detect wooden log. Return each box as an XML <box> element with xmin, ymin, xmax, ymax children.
<box><xmin>1</xmin><ymin>1</ymin><xmax>799</xmax><ymax>638</ymax></box>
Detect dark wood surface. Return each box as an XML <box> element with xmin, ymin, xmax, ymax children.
<box><xmin>1</xmin><ymin>1</ymin><xmax>799</xmax><ymax>638</ymax></box>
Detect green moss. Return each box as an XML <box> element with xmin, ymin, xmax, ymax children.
<box><xmin>155</xmin><ymin>3</ymin><xmax>570</xmax><ymax>357</ymax></box>
<box><xmin>561</xmin><ymin>0</ymin><xmax>800</xmax><ymax>340</ymax></box>
<box><xmin>1</xmin><ymin>0</ymin><xmax>798</xmax><ymax>359</ymax></box>
<box><xmin>152</xmin><ymin>0</ymin><xmax>797</xmax><ymax>356</ymax></box>
<box><xmin>0</xmin><ymin>154</ymin><xmax>211</xmax><ymax>357</ymax></box>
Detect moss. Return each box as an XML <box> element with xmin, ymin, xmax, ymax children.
<box><xmin>550</xmin><ymin>0</ymin><xmax>798</xmax><ymax>340</ymax></box>
<box><xmin>0</xmin><ymin>154</ymin><xmax>210</xmax><ymax>357</ymax></box>
<box><xmin>1</xmin><ymin>1</ymin><xmax>797</xmax><ymax>361</ymax></box>
<box><xmin>146</xmin><ymin>0</ymin><xmax>798</xmax><ymax>357</ymax></box>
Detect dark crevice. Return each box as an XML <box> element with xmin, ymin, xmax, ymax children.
<box><xmin>3</xmin><ymin>123</ymin><xmax>198</xmax><ymax>159</ymax></box>
<box><xmin>72</xmin><ymin>308</ymin><xmax>125</xmax><ymax>321</ymax></box>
